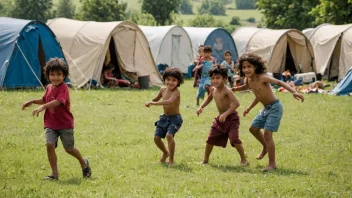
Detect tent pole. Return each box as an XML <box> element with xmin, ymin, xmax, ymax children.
<box><xmin>15</xmin><ymin>42</ymin><xmax>45</xmax><ymax>91</ymax></box>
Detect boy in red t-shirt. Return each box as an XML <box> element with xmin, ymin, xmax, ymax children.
<box><xmin>22</xmin><ymin>58</ymin><xmax>92</xmax><ymax>180</ymax></box>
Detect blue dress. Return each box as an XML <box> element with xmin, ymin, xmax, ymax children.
<box><xmin>197</xmin><ymin>59</ymin><xmax>213</xmax><ymax>99</ymax></box>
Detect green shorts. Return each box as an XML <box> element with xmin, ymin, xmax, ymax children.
<box><xmin>45</xmin><ymin>128</ymin><xmax>75</xmax><ymax>149</ymax></box>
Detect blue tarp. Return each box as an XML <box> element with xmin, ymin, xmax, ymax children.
<box><xmin>330</xmin><ymin>67</ymin><xmax>352</xmax><ymax>95</ymax></box>
<box><xmin>0</xmin><ymin>17</ymin><xmax>66</xmax><ymax>89</ymax></box>
<box><xmin>203</xmin><ymin>28</ymin><xmax>238</xmax><ymax>64</ymax></box>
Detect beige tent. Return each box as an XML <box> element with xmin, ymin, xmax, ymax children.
<box><xmin>47</xmin><ymin>18</ymin><xmax>162</xmax><ymax>87</ymax></box>
<box><xmin>304</xmin><ymin>24</ymin><xmax>352</xmax><ymax>81</ymax></box>
<box><xmin>232</xmin><ymin>27</ymin><xmax>316</xmax><ymax>74</ymax></box>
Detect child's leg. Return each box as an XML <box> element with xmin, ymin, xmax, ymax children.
<box><xmin>196</xmin><ymin>98</ymin><xmax>200</xmax><ymax>106</ymax></box>
<box><xmin>233</xmin><ymin>143</ymin><xmax>249</xmax><ymax>165</ymax></box>
<box><xmin>249</xmin><ymin>126</ymin><xmax>267</xmax><ymax>160</ymax></box>
<box><xmin>65</xmin><ymin>148</ymin><xmax>88</xmax><ymax>169</ymax></box>
<box><xmin>165</xmin><ymin>133</ymin><xmax>175</xmax><ymax>165</ymax></box>
<box><xmin>46</xmin><ymin>143</ymin><xmax>59</xmax><ymax>177</ymax></box>
<box><xmin>154</xmin><ymin>136</ymin><xmax>169</xmax><ymax>163</ymax></box>
<box><xmin>202</xmin><ymin>143</ymin><xmax>214</xmax><ymax>164</ymax></box>
<box><xmin>263</xmin><ymin>130</ymin><xmax>276</xmax><ymax>171</ymax></box>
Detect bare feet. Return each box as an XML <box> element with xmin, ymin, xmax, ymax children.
<box><xmin>256</xmin><ymin>148</ymin><xmax>267</xmax><ymax>160</ymax></box>
<box><xmin>159</xmin><ymin>152</ymin><xmax>169</xmax><ymax>163</ymax></box>
<box><xmin>168</xmin><ymin>161</ymin><xmax>174</xmax><ymax>166</ymax></box>
<box><xmin>240</xmin><ymin>160</ymin><xmax>250</xmax><ymax>167</ymax></box>
<box><xmin>200</xmin><ymin>160</ymin><xmax>208</xmax><ymax>164</ymax></box>
<box><xmin>263</xmin><ymin>165</ymin><xmax>277</xmax><ymax>172</ymax></box>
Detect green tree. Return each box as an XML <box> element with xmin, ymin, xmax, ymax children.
<box><xmin>128</xmin><ymin>11</ymin><xmax>158</xmax><ymax>26</ymax></box>
<box><xmin>9</xmin><ymin>0</ymin><xmax>53</xmax><ymax>22</ymax></box>
<box><xmin>56</xmin><ymin>0</ymin><xmax>76</xmax><ymax>18</ymax></box>
<box><xmin>230</xmin><ymin>16</ymin><xmax>241</xmax><ymax>25</ymax></box>
<box><xmin>179</xmin><ymin>0</ymin><xmax>193</xmax><ymax>14</ymax></box>
<box><xmin>257</xmin><ymin>0</ymin><xmax>319</xmax><ymax>30</ymax></box>
<box><xmin>222</xmin><ymin>0</ymin><xmax>233</xmax><ymax>6</ymax></box>
<box><xmin>189</xmin><ymin>14</ymin><xmax>224</xmax><ymax>27</ymax></box>
<box><xmin>236</xmin><ymin>0</ymin><xmax>257</xmax><ymax>9</ymax></box>
<box><xmin>78</xmin><ymin>0</ymin><xmax>127</xmax><ymax>22</ymax></box>
<box><xmin>198</xmin><ymin>0</ymin><xmax>226</xmax><ymax>15</ymax></box>
<box><xmin>141</xmin><ymin>0</ymin><xmax>180</xmax><ymax>25</ymax></box>
<box><xmin>310</xmin><ymin>0</ymin><xmax>352</xmax><ymax>25</ymax></box>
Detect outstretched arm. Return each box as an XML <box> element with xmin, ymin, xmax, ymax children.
<box><xmin>243</xmin><ymin>97</ymin><xmax>259</xmax><ymax>117</ymax></box>
<box><xmin>232</xmin><ymin>78</ymin><xmax>249</xmax><ymax>92</ymax></box>
<box><xmin>197</xmin><ymin>88</ymin><xmax>214</xmax><ymax>116</ymax></box>
<box><xmin>145</xmin><ymin>88</ymin><xmax>164</xmax><ymax>107</ymax></box>
<box><xmin>150</xmin><ymin>90</ymin><xmax>179</xmax><ymax>106</ymax></box>
<box><xmin>32</xmin><ymin>100</ymin><xmax>62</xmax><ymax>117</ymax></box>
<box><xmin>264</xmin><ymin>76</ymin><xmax>304</xmax><ymax>102</ymax></box>
<box><xmin>22</xmin><ymin>98</ymin><xmax>45</xmax><ymax>110</ymax></box>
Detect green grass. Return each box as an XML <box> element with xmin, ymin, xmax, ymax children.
<box><xmin>1</xmin><ymin>80</ymin><xmax>351</xmax><ymax>197</ymax></box>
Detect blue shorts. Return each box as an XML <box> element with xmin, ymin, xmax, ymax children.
<box><xmin>251</xmin><ymin>100</ymin><xmax>283</xmax><ymax>132</ymax></box>
<box><xmin>154</xmin><ymin>114</ymin><xmax>183</xmax><ymax>138</ymax></box>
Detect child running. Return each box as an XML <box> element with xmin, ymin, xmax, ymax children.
<box><xmin>197</xmin><ymin>64</ymin><xmax>248</xmax><ymax>166</ymax></box>
<box><xmin>145</xmin><ymin>68</ymin><xmax>184</xmax><ymax>166</ymax></box>
<box><xmin>193</xmin><ymin>46</ymin><xmax>216</xmax><ymax>105</ymax></box>
<box><xmin>232</xmin><ymin>53</ymin><xmax>304</xmax><ymax>172</ymax></box>
<box><xmin>22</xmin><ymin>58</ymin><xmax>92</xmax><ymax>180</ymax></box>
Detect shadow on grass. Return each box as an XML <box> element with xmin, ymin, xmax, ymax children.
<box><xmin>160</xmin><ymin>162</ymin><xmax>193</xmax><ymax>173</ymax></box>
<box><xmin>58</xmin><ymin>178</ymin><xmax>82</xmax><ymax>185</ymax></box>
<box><xmin>264</xmin><ymin>168</ymin><xmax>309</xmax><ymax>176</ymax></box>
<box><xmin>209</xmin><ymin>164</ymin><xmax>256</xmax><ymax>174</ymax></box>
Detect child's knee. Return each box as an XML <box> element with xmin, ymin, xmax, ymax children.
<box><xmin>263</xmin><ymin>131</ymin><xmax>273</xmax><ymax>141</ymax></box>
<box><xmin>154</xmin><ymin>136</ymin><xmax>161</xmax><ymax>142</ymax></box>
<box><xmin>165</xmin><ymin>133</ymin><xmax>174</xmax><ymax>141</ymax></box>
<box><xmin>64</xmin><ymin>148</ymin><xmax>74</xmax><ymax>153</ymax></box>
<box><xmin>249</xmin><ymin>126</ymin><xmax>259</xmax><ymax>133</ymax></box>
<box><xmin>46</xmin><ymin>143</ymin><xmax>56</xmax><ymax>150</ymax></box>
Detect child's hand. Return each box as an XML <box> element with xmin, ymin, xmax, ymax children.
<box><xmin>145</xmin><ymin>102</ymin><xmax>152</xmax><ymax>107</ymax></box>
<box><xmin>243</xmin><ymin>108</ymin><xmax>251</xmax><ymax>117</ymax></box>
<box><xmin>293</xmin><ymin>92</ymin><xmax>304</xmax><ymax>102</ymax></box>
<box><xmin>32</xmin><ymin>105</ymin><xmax>45</xmax><ymax>117</ymax></box>
<box><xmin>22</xmin><ymin>100</ymin><xmax>32</xmax><ymax>110</ymax></box>
<box><xmin>219</xmin><ymin>114</ymin><xmax>227</xmax><ymax>123</ymax></box>
<box><xmin>196</xmin><ymin>108</ymin><xmax>203</xmax><ymax>116</ymax></box>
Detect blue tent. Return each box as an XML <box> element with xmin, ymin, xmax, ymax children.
<box><xmin>330</xmin><ymin>67</ymin><xmax>352</xmax><ymax>96</ymax></box>
<box><xmin>184</xmin><ymin>27</ymin><xmax>238</xmax><ymax>64</ymax></box>
<box><xmin>0</xmin><ymin>17</ymin><xmax>66</xmax><ymax>89</ymax></box>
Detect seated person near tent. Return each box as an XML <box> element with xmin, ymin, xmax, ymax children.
<box><xmin>281</xmin><ymin>70</ymin><xmax>294</xmax><ymax>82</ymax></box>
<box><xmin>101</xmin><ymin>63</ymin><xmax>130</xmax><ymax>87</ymax></box>
<box><xmin>309</xmin><ymin>81</ymin><xmax>329</xmax><ymax>89</ymax></box>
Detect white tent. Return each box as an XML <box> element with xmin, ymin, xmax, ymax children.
<box><xmin>47</xmin><ymin>18</ymin><xmax>162</xmax><ymax>87</ymax></box>
<box><xmin>232</xmin><ymin>27</ymin><xmax>316</xmax><ymax>74</ymax></box>
<box><xmin>139</xmin><ymin>25</ymin><xmax>193</xmax><ymax>73</ymax></box>
<box><xmin>304</xmin><ymin>24</ymin><xmax>352</xmax><ymax>81</ymax></box>
<box><xmin>183</xmin><ymin>27</ymin><xmax>238</xmax><ymax>64</ymax></box>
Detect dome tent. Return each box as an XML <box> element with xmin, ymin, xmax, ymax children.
<box><xmin>47</xmin><ymin>18</ymin><xmax>162</xmax><ymax>88</ymax></box>
<box><xmin>232</xmin><ymin>27</ymin><xmax>316</xmax><ymax>74</ymax></box>
<box><xmin>139</xmin><ymin>25</ymin><xmax>193</xmax><ymax>73</ymax></box>
<box><xmin>184</xmin><ymin>27</ymin><xmax>238</xmax><ymax>64</ymax></box>
<box><xmin>304</xmin><ymin>24</ymin><xmax>352</xmax><ymax>81</ymax></box>
<box><xmin>0</xmin><ymin>17</ymin><xmax>66</xmax><ymax>89</ymax></box>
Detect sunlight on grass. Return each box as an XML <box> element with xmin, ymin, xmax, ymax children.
<box><xmin>0</xmin><ymin>80</ymin><xmax>351</xmax><ymax>196</ymax></box>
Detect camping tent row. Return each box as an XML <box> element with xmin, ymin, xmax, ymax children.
<box><xmin>47</xmin><ymin>18</ymin><xmax>162</xmax><ymax>88</ymax></box>
<box><xmin>232</xmin><ymin>27</ymin><xmax>316</xmax><ymax>74</ymax></box>
<box><xmin>303</xmin><ymin>24</ymin><xmax>352</xmax><ymax>81</ymax></box>
<box><xmin>0</xmin><ymin>17</ymin><xmax>66</xmax><ymax>89</ymax></box>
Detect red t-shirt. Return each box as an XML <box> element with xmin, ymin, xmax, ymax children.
<box><xmin>42</xmin><ymin>83</ymin><xmax>74</xmax><ymax>130</ymax></box>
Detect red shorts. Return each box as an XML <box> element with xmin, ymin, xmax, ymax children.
<box><xmin>206</xmin><ymin>112</ymin><xmax>242</xmax><ymax>148</ymax></box>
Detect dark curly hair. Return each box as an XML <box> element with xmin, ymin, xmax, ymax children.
<box><xmin>236</xmin><ymin>53</ymin><xmax>267</xmax><ymax>77</ymax></box>
<box><xmin>44</xmin><ymin>58</ymin><xmax>69</xmax><ymax>79</ymax></box>
<box><xmin>208</xmin><ymin>64</ymin><xmax>228</xmax><ymax>79</ymax></box>
<box><xmin>162</xmin><ymin>68</ymin><xmax>184</xmax><ymax>87</ymax></box>
<box><xmin>203</xmin><ymin>45</ymin><xmax>212</xmax><ymax>53</ymax></box>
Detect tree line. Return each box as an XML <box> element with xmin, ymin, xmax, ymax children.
<box><xmin>0</xmin><ymin>0</ymin><xmax>351</xmax><ymax>31</ymax></box>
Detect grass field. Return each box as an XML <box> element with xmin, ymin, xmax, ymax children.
<box><xmin>1</xmin><ymin>80</ymin><xmax>351</xmax><ymax>197</ymax></box>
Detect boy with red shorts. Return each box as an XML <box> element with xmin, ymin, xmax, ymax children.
<box><xmin>197</xmin><ymin>64</ymin><xmax>249</xmax><ymax>166</ymax></box>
